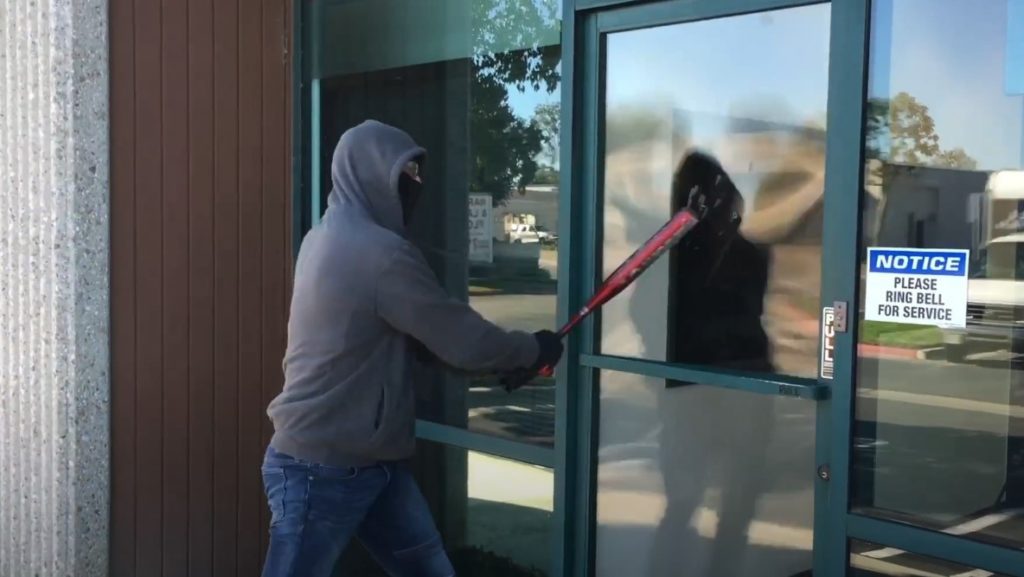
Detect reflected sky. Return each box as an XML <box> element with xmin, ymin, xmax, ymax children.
<box><xmin>507</xmin><ymin>70</ymin><xmax>561</xmax><ymax>120</ymax></box>
<box><xmin>853</xmin><ymin>1</ymin><xmax>1024</xmax><ymax>551</ymax></box>
<box><xmin>605</xmin><ymin>6</ymin><xmax>830</xmax><ymax>126</ymax></box>
<box><xmin>873</xmin><ymin>0</ymin><xmax>1024</xmax><ymax>170</ymax></box>
<box><xmin>508</xmin><ymin>1</ymin><xmax>1024</xmax><ymax>170</ymax></box>
<box><xmin>598</xmin><ymin>4</ymin><xmax>829</xmax><ymax>378</ymax></box>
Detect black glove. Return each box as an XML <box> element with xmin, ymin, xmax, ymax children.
<box><xmin>501</xmin><ymin>330</ymin><xmax>564</xmax><ymax>392</ymax></box>
<box><xmin>533</xmin><ymin>330</ymin><xmax>564</xmax><ymax>369</ymax></box>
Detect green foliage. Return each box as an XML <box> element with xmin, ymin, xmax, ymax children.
<box><xmin>533</xmin><ymin>102</ymin><xmax>561</xmax><ymax>168</ymax></box>
<box><xmin>533</xmin><ymin>166</ymin><xmax>559</xmax><ymax>185</ymax></box>
<box><xmin>470</xmin><ymin>73</ymin><xmax>545</xmax><ymax>199</ymax></box>
<box><xmin>866</xmin><ymin>92</ymin><xmax>978</xmax><ymax>170</ymax></box>
<box><xmin>469</xmin><ymin>0</ymin><xmax>561</xmax><ymax>204</ymax></box>
<box><xmin>934</xmin><ymin>147</ymin><xmax>978</xmax><ymax>170</ymax></box>
<box><xmin>471</xmin><ymin>0</ymin><xmax>561</xmax><ymax>92</ymax></box>
<box><xmin>884</xmin><ymin>92</ymin><xmax>941</xmax><ymax>164</ymax></box>
<box><xmin>860</xmin><ymin>320</ymin><xmax>943</xmax><ymax>349</ymax></box>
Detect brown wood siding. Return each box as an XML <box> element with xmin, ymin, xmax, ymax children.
<box><xmin>109</xmin><ymin>0</ymin><xmax>293</xmax><ymax>575</ymax></box>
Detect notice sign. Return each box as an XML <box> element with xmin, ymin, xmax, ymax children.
<box><xmin>468</xmin><ymin>193</ymin><xmax>493</xmax><ymax>264</ymax></box>
<box><xmin>865</xmin><ymin>248</ymin><xmax>970</xmax><ymax>328</ymax></box>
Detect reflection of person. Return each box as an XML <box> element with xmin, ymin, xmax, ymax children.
<box><xmin>667</xmin><ymin>151</ymin><xmax>772</xmax><ymax>372</ymax></box>
<box><xmin>645</xmin><ymin>151</ymin><xmax>777</xmax><ymax>576</ymax></box>
<box><xmin>261</xmin><ymin>120</ymin><xmax>563</xmax><ymax>577</ymax></box>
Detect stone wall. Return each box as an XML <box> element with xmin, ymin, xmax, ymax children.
<box><xmin>0</xmin><ymin>1</ymin><xmax>109</xmax><ymax>576</ymax></box>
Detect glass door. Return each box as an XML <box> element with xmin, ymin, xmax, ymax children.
<box><xmin>571</xmin><ymin>0</ymin><xmax>1024</xmax><ymax>575</ymax></box>
<box><xmin>848</xmin><ymin>1</ymin><xmax>1024</xmax><ymax>575</ymax></box>
<box><xmin>573</xmin><ymin>1</ymin><xmax>839</xmax><ymax>576</ymax></box>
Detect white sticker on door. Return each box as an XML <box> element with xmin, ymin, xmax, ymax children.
<box><xmin>864</xmin><ymin>247</ymin><xmax>970</xmax><ymax>328</ymax></box>
<box><xmin>820</xmin><ymin>306</ymin><xmax>835</xmax><ymax>380</ymax></box>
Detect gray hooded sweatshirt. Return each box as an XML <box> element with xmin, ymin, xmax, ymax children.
<box><xmin>267</xmin><ymin>120</ymin><xmax>539</xmax><ymax>467</ymax></box>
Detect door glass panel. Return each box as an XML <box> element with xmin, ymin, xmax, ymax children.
<box><xmin>316</xmin><ymin>0</ymin><xmax>562</xmax><ymax>446</ymax></box>
<box><xmin>339</xmin><ymin>441</ymin><xmax>554</xmax><ymax>576</ymax></box>
<box><xmin>598</xmin><ymin>4</ymin><xmax>831</xmax><ymax>379</ymax></box>
<box><xmin>854</xmin><ymin>0</ymin><xmax>1024</xmax><ymax>549</ymax></box>
<box><xmin>850</xmin><ymin>540</ymin><xmax>1010</xmax><ymax>576</ymax></box>
<box><xmin>595</xmin><ymin>369</ymin><xmax>816</xmax><ymax>577</ymax></box>
<box><xmin>417</xmin><ymin>441</ymin><xmax>553</xmax><ymax>576</ymax></box>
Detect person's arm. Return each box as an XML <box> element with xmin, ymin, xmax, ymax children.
<box><xmin>375</xmin><ymin>243</ymin><xmax>539</xmax><ymax>372</ymax></box>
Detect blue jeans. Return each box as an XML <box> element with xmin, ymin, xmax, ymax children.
<box><xmin>260</xmin><ymin>446</ymin><xmax>455</xmax><ymax>577</ymax></box>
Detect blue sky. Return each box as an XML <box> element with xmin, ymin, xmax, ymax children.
<box><xmin>872</xmin><ymin>0</ymin><xmax>1024</xmax><ymax>170</ymax></box>
<box><xmin>506</xmin><ymin>5</ymin><xmax>831</xmax><ymax>124</ymax></box>
<box><xmin>605</xmin><ymin>4</ymin><xmax>831</xmax><ymax>127</ymax></box>
<box><xmin>505</xmin><ymin>0</ymin><xmax>1024</xmax><ymax>171</ymax></box>
<box><xmin>506</xmin><ymin>71</ymin><xmax>560</xmax><ymax>121</ymax></box>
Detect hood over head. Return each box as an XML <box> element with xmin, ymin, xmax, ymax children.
<box><xmin>328</xmin><ymin>120</ymin><xmax>426</xmax><ymax>233</ymax></box>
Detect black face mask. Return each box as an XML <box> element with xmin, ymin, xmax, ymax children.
<box><xmin>397</xmin><ymin>171</ymin><xmax>423</xmax><ymax>227</ymax></box>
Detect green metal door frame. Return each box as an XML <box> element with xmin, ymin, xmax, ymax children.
<box><xmin>565</xmin><ymin>1</ymin><xmax>1024</xmax><ymax>576</ymax></box>
<box><xmin>816</xmin><ymin>2</ymin><xmax>1024</xmax><ymax>574</ymax></box>
<box><xmin>819</xmin><ymin>1</ymin><xmax>869</xmax><ymax>574</ymax></box>
<box><xmin>566</xmin><ymin>3</ymin><xmax>837</xmax><ymax>575</ymax></box>
<box><xmin>293</xmin><ymin>0</ymin><xmax>1024</xmax><ymax>575</ymax></box>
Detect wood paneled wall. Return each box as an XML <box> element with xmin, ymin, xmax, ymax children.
<box><xmin>109</xmin><ymin>0</ymin><xmax>293</xmax><ymax>574</ymax></box>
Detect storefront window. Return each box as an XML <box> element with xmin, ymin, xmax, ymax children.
<box><xmin>337</xmin><ymin>442</ymin><xmax>553</xmax><ymax>577</ymax></box>
<box><xmin>315</xmin><ymin>0</ymin><xmax>562</xmax><ymax>446</ymax></box>
<box><xmin>415</xmin><ymin>442</ymin><xmax>554</xmax><ymax>576</ymax></box>
<box><xmin>598</xmin><ymin>4</ymin><xmax>830</xmax><ymax>379</ymax></box>
<box><xmin>854</xmin><ymin>0</ymin><xmax>1024</xmax><ymax>549</ymax></box>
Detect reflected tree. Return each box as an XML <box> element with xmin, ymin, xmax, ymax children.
<box><xmin>869</xmin><ymin>92</ymin><xmax>940</xmax><ymax>165</ymax></box>
<box><xmin>470</xmin><ymin>73</ymin><xmax>544</xmax><ymax>199</ymax></box>
<box><xmin>865</xmin><ymin>92</ymin><xmax>980</xmax><ymax>245</ymax></box>
<box><xmin>866</xmin><ymin>92</ymin><xmax>978</xmax><ymax>169</ymax></box>
<box><xmin>533</xmin><ymin>102</ymin><xmax>560</xmax><ymax>184</ymax></box>
<box><xmin>935</xmin><ymin>147</ymin><xmax>979</xmax><ymax>170</ymax></box>
<box><xmin>470</xmin><ymin>0</ymin><xmax>561</xmax><ymax>203</ymax></box>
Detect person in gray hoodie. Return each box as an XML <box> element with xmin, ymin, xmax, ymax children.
<box><xmin>261</xmin><ymin>120</ymin><xmax>563</xmax><ymax>577</ymax></box>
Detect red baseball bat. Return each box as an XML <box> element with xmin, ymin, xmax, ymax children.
<box><xmin>534</xmin><ymin>207</ymin><xmax>701</xmax><ymax>377</ymax></box>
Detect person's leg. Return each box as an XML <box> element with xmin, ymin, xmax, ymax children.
<box><xmin>357</xmin><ymin>463</ymin><xmax>456</xmax><ymax>577</ymax></box>
<box><xmin>261</xmin><ymin>448</ymin><xmax>389</xmax><ymax>577</ymax></box>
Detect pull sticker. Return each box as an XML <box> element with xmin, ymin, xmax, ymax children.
<box><xmin>821</xmin><ymin>306</ymin><xmax>835</xmax><ymax>380</ymax></box>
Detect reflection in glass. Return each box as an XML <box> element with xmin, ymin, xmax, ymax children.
<box><xmin>417</xmin><ymin>442</ymin><xmax>553</xmax><ymax>576</ymax></box>
<box><xmin>850</xmin><ymin>540</ymin><xmax>1009</xmax><ymax>576</ymax></box>
<box><xmin>855</xmin><ymin>0</ymin><xmax>1024</xmax><ymax>549</ymax></box>
<box><xmin>595</xmin><ymin>370</ymin><xmax>816</xmax><ymax>577</ymax></box>
<box><xmin>316</xmin><ymin>0</ymin><xmax>561</xmax><ymax>446</ymax></box>
<box><xmin>598</xmin><ymin>4</ymin><xmax>831</xmax><ymax>378</ymax></box>
<box><xmin>338</xmin><ymin>442</ymin><xmax>553</xmax><ymax>577</ymax></box>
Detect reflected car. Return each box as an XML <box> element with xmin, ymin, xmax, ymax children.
<box><xmin>536</xmin><ymin>225</ymin><xmax>557</xmax><ymax>245</ymax></box>
<box><xmin>944</xmin><ymin>233</ymin><xmax>1024</xmax><ymax>362</ymax></box>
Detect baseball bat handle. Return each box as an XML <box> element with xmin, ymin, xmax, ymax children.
<box><xmin>535</xmin><ymin>321</ymin><xmax>576</xmax><ymax>378</ymax></box>
<box><xmin>514</xmin><ymin>209</ymin><xmax>699</xmax><ymax>386</ymax></box>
